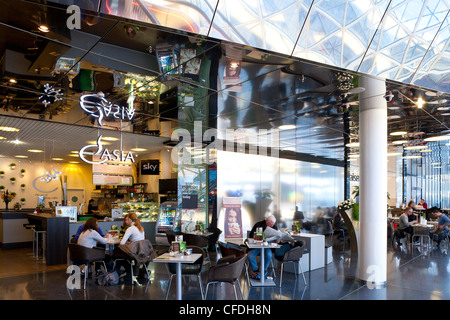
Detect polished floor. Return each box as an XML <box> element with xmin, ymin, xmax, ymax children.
<box><xmin>1</xmin><ymin>237</ymin><xmax>449</xmax><ymax>302</ymax></box>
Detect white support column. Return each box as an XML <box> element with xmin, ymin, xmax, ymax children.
<box><xmin>358</xmin><ymin>76</ymin><xmax>388</xmax><ymax>287</ymax></box>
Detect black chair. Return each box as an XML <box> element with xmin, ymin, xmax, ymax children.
<box><xmin>204</xmin><ymin>253</ymin><xmax>247</xmax><ymax>300</ymax></box>
<box><xmin>165</xmin><ymin>229</ymin><xmax>179</xmax><ymax>244</ymax></box>
<box><xmin>112</xmin><ymin>239</ymin><xmax>155</xmax><ymax>285</ymax></box>
<box><xmin>218</xmin><ymin>241</ymin><xmax>249</xmax><ymax>284</ymax></box>
<box><xmin>67</xmin><ymin>243</ymin><xmax>107</xmax><ymax>289</ymax></box>
<box><xmin>206</xmin><ymin>227</ymin><xmax>222</xmax><ymax>253</ymax></box>
<box><xmin>182</xmin><ymin>233</ymin><xmax>211</xmax><ymax>265</ymax></box>
<box><xmin>165</xmin><ymin>245</ymin><xmax>205</xmax><ymax>300</ymax></box>
<box><xmin>275</xmin><ymin>241</ymin><xmax>307</xmax><ymax>287</ymax></box>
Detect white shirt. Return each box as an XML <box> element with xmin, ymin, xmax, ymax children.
<box><xmin>77</xmin><ymin>229</ymin><xmax>107</xmax><ymax>248</ymax></box>
<box><xmin>120</xmin><ymin>225</ymin><xmax>145</xmax><ymax>245</ymax></box>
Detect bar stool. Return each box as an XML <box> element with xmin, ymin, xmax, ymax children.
<box><xmin>23</xmin><ymin>223</ymin><xmax>36</xmax><ymax>255</ymax></box>
<box><xmin>32</xmin><ymin>228</ymin><xmax>46</xmax><ymax>260</ymax></box>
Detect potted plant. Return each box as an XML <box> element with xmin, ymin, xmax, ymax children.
<box><xmin>21</xmin><ymin>183</ymin><xmax>25</xmax><ymax>189</ymax></box>
<box><xmin>9</xmin><ymin>163</ymin><xmax>16</xmax><ymax>170</ymax></box>
<box><xmin>20</xmin><ymin>169</ymin><xmax>25</xmax><ymax>175</ymax></box>
<box><xmin>10</xmin><ymin>177</ymin><xmax>16</xmax><ymax>184</ymax></box>
<box><xmin>0</xmin><ymin>170</ymin><xmax>4</xmax><ymax>176</ymax></box>
<box><xmin>20</xmin><ymin>198</ymin><xmax>26</xmax><ymax>203</ymax></box>
<box><xmin>0</xmin><ymin>186</ymin><xmax>4</xmax><ymax>190</ymax></box>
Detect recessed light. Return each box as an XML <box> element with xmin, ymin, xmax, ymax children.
<box><xmin>86</xmin><ymin>140</ymin><xmax>111</xmax><ymax>145</ymax></box>
<box><xmin>390</xmin><ymin>131</ymin><xmax>407</xmax><ymax>136</ymax></box>
<box><xmin>131</xmin><ymin>148</ymin><xmax>147</xmax><ymax>152</ymax></box>
<box><xmin>345</xmin><ymin>142</ymin><xmax>359</xmax><ymax>147</ymax></box>
<box><xmin>69</xmin><ymin>161</ymin><xmax>79</xmax><ymax>164</ymax></box>
<box><xmin>404</xmin><ymin>146</ymin><xmax>427</xmax><ymax>150</ymax></box>
<box><xmin>52</xmin><ymin>158</ymin><xmax>64</xmax><ymax>161</ymax></box>
<box><xmin>68</xmin><ymin>154</ymin><xmax>79</xmax><ymax>157</ymax></box>
<box><xmin>0</xmin><ymin>126</ymin><xmax>19</xmax><ymax>132</ymax></box>
<box><xmin>102</xmin><ymin>137</ymin><xmax>119</xmax><ymax>141</ymax></box>
<box><xmin>15</xmin><ymin>155</ymin><xmax>28</xmax><ymax>158</ymax></box>
<box><xmin>279</xmin><ymin>125</ymin><xmax>296</xmax><ymax>130</ymax></box>
<box><xmin>392</xmin><ymin>140</ymin><xmax>408</xmax><ymax>145</ymax></box>
<box><xmin>28</xmin><ymin>149</ymin><xmax>44</xmax><ymax>153</ymax></box>
<box><xmin>38</xmin><ymin>25</ymin><xmax>49</xmax><ymax>32</ymax></box>
<box><xmin>9</xmin><ymin>79</ymin><xmax>17</xmax><ymax>83</ymax></box>
<box><xmin>0</xmin><ymin>136</ymin><xmax>6</xmax><ymax>140</ymax></box>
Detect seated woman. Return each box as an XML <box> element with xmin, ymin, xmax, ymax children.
<box><xmin>77</xmin><ymin>217</ymin><xmax>108</xmax><ymax>249</ymax></box>
<box><xmin>75</xmin><ymin>218</ymin><xmax>108</xmax><ymax>270</ymax></box>
<box><xmin>113</xmin><ymin>213</ymin><xmax>147</xmax><ymax>280</ymax></box>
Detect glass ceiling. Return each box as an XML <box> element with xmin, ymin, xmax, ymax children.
<box><xmin>92</xmin><ymin>0</ymin><xmax>450</xmax><ymax>93</ymax></box>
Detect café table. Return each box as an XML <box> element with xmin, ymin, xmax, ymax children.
<box><xmin>412</xmin><ymin>224</ymin><xmax>434</xmax><ymax>247</ymax></box>
<box><xmin>291</xmin><ymin>232</ymin><xmax>325</xmax><ymax>272</ymax></box>
<box><xmin>153</xmin><ymin>252</ymin><xmax>202</xmax><ymax>300</ymax></box>
<box><xmin>246</xmin><ymin>242</ymin><xmax>280</xmax><ymax>287</ymax></box>
<box><xmin>105</xmin><ymin>238</ymin><xmax>120</xmax><ymax>255</ymax></box>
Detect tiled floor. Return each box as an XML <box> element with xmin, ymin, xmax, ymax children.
<box><xmin>1</xmin><ymin>237</ymin><xmax>449</xmax><ymax>301</ymax></box>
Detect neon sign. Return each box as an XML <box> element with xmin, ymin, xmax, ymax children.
<box><xmin>79</xmin><ymin>136</ymin><xmax>135</xmax><ymax>165</ymax></box>
<box><xmin>80</xmin><ymin>92</ymin><xmax>135</xmax><ymax>126</ymax></box>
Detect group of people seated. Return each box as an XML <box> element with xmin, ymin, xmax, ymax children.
<box><xmin>72</xmin><ymin>212</ymin><xmax>150</xmax><ymax>282</ymax></box>
<box><xmin>395</xmin><ymin>205</ymin><xmax>450</xmax><ymax>248</ymax></box>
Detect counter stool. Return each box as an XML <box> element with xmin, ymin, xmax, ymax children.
<box><xmin>32</xmin><ymin>228</ymin><xmax>46</xmax><ymax>260</ymax></box>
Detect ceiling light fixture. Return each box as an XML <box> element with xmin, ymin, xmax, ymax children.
<box><xmin>9</xmin><ymin>79</ymin><xmax>17</xmax><ymax>83</ymax></box>
<box><xmin>390</xmin><ymin>131</ymin><xmax>407</xmax><ymax>136</ymax></box>
<box><xmin>38</xmin><ymin>25</ymin><xmax>50</xmax><ymax>32</ymax></box>
<box><xmin>345</xmin><ymin>142</ymin><xmax>359</xmax><ymax>147</ymax></box>
<box><xmin>403</xmin><ymin>155</ymin><xmax>422</xmax><ymax>159</ymax></box>
<box><xmin>28</xmin><ymin>149</ymin><xmax>44</xmax><ymax>153</ymax></box>
<box><xmin>279</xmin><ymin>125</ymin><xmax>296</xmax><ymax>130</ymax></box>
<box><xmin>417</xmin><ymin>97</ymin><xmax>424</xmax><ymax>109</ymax></box>
<box><xmin>392</xmin><ymin>140</ymin><xmax>408</xmax><ymax>145</ymax></box>
<box><xmin>419</xmin><ymin>149</ymin><xmax>432</xmax><ymax>153</ymax></box>
<box><xmin>404</xmin><ymin>146</ymin><xmax>428</xmax><ymax>150</ymax></box>
<box><xmin>15</xmin><ymin>155</ymin><xmax>28</xmax><ymax>158</ymax></box>
<box><xmin>387</xmin><ymin>152</ymin><xmax>402</xmax><ymax>156</ymax></box>
<box><xmin>131</xmin><ymin>148</ymin><xmax>147</xmax><ymax>152</ymax></box>
<box><xmin>52</xmin><ymin>158</ymin><xmax>64</xmax><ymax>161</ymax></box>
<box><xmin>424</xmin><ymin>135</ymin><xmax>450</xmax><ymax>142</ymax></box>
<box><xmin>0</xmin><ymin>126</ymin><xmax>19</xmax><ymax>132</ymax></box>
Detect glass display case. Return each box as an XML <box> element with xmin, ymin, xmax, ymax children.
<box><xmin>117</xmin><ymin>202</ymin><xmax>159</xmax><ymax>222</ymax></box>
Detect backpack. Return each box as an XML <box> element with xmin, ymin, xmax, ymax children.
<box><xmin>96</xmin><ymin>271</ymin><xmax>119</xmax><ymax>286</ymax></box>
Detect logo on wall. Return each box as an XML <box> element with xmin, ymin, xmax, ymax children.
<box><xmin>80</xmin><ymin>92</ymin><xmax>135</xmax><ymax>126</ymax></box>
<box><xmin>141</xmin><ymin>160</ymin><xmax>159</xmax><ymax>175</ymax></box>
<box><xmin>32</xmin><ymin>169</ymin><xmax>62</xmax><ymax>193</ymax></box>
<box><xmin>79</xmin><ymin>136</ymin><xmax>135</xmax><ymax>165</ymax></box>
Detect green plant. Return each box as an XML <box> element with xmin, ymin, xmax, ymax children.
<box><xmin>9</xmin><ymin>163</ymin><xmax>16</xmax><ymax>167</ymax></box>
<box><xmin>20</xmin><ymin>184</ymin><xmax>25</xmax><ymax>188</ymax></box>
<box><xmin>20</xmin><ymin>169</ymin><xmax>25</xmax><ymax>173</ymax></box>
<box><xmin>0</xmin><ymin>171</ymin><xmax>4</xmax><ymax>175</ymax></box>
<box><xmin>0</xmin><ymin>186</ymin><xmax>4</xmax><ymax>190</ymax></box>
<box><xmin>20</xmin><ymin>198</ymin><xmax>25</xmax><ymax>202</ymax></box>
<box><xmin>10</xmin><ymin>177</ymin><xmax>16</xmax><ymax>182</ymax></box>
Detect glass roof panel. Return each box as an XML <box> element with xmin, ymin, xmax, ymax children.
<box><xmin>292</xmin><ymin>0</ymin><xmax>390</xmax><ymax>70</ymax></box>
<box><xmin>411</xmin><ymin>14</ymin><xmax>450</xmax><ymax>92</ymax></box>
<box><xmin>359</xmin><ymin>0</ymin><xmax>448</xmax><ymax>82</ymax></box>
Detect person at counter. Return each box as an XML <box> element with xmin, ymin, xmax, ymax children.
<box><xmin>248</xmin><ymin>215</ymin><xmax>278</xmax><ymax>280</ymax></box>
<box><xmin>88</xmin><ymin>199</ymin><xmax>99</xmax><ymax>215</ymax></box>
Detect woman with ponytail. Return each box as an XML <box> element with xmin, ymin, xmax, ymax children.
<box><xmin>119</xmin><ymin>212</ymin><xmax>145</xmax><ymax>245</ymax></box>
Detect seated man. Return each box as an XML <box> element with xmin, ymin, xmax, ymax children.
<box><xmin>429</xmin><ymin>207</ymin><xmax>450</xmax><ymax>246</ymax></box>
<box><xmin>247</xmin><ymin>215</ymin><xmax>278</xmax><ymax>280</ymax></box>
<box><xmin>395</xmin><ymin>207</ymin><xmax>417</xmax><ymax>246</ymax></box>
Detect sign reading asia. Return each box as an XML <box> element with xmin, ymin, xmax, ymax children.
<box><xmin>78</xmin><ymin>93</ymin><xmax>136</xmax><ymax>165</ymax></box>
